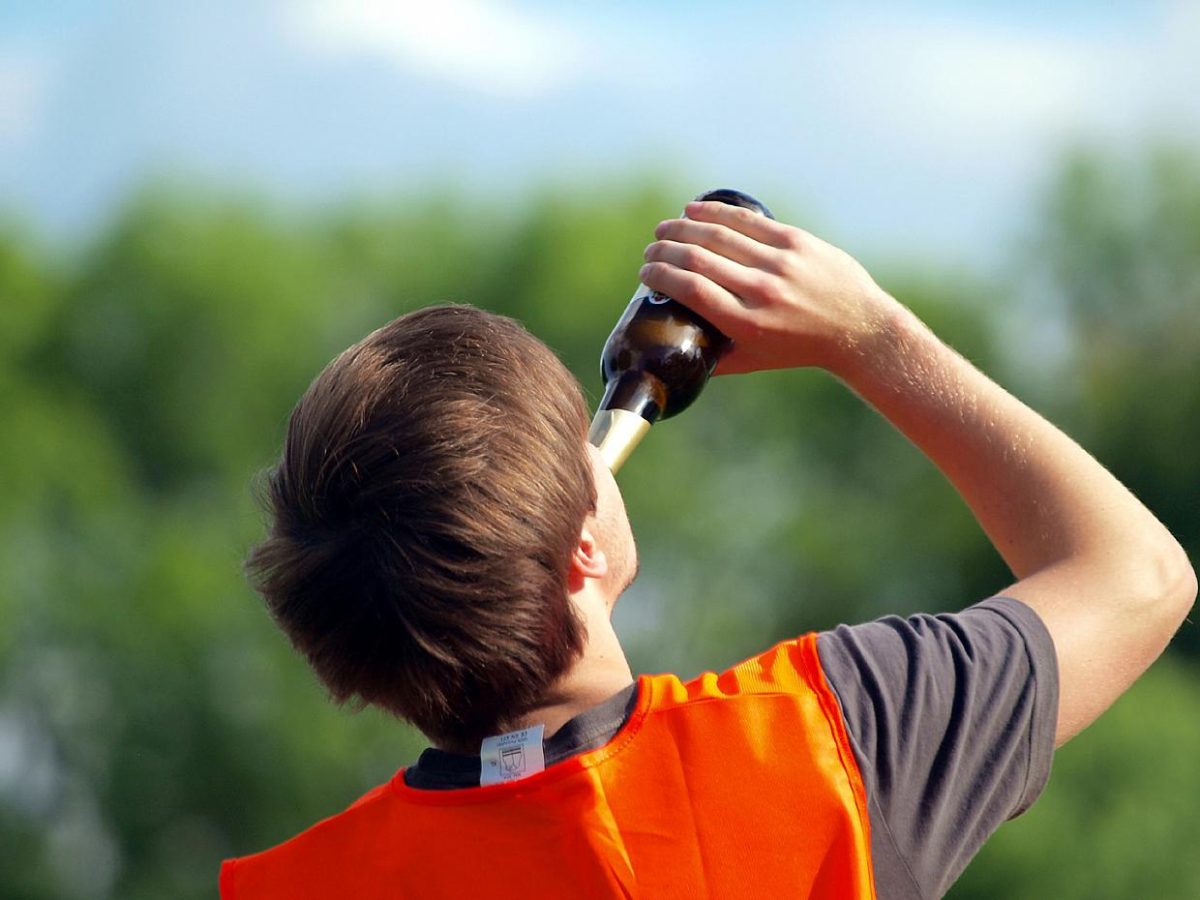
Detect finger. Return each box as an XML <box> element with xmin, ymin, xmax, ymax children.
<box><xmin>683</xmin><ymin>200</ymin><xmax>801</xmax><ymax>250</ymax></box>
<box><xmin>638</xmin><ymin>261</ymin><xmax>749</xmax><ymax>337</ymax></box>
<box><xmin>711</xmin><ymin>345</ymin><xmax>758</xmax><ymax>376</ymax></box>
<box><xmin>643</xmin><ymin>239</ymin><xmax>767</xmax><ymax>303</ymax></box>
<box><xmin>713</xmin><ymin>343</ymin><xmax>801</xmax><ymax>376</ymax></box>
<box><xmin>653</xmin><ymin>217</ymin><xmax>776</xmax><ymax>269</ymax></box>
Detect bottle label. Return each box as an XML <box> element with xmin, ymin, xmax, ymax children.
<box><xmin>479</xmin><ymin>724</ymin><xmax>546</xmax><ymax>786</ymax></box>
<box><xmin>632</xmin><ymin>282</ymin><xmax>669</xmax><ymax>305</ymax></box>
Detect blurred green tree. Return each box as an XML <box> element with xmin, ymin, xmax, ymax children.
<box><xmin>0</xmin><ymin>148</ymin><xmax>1195</xmax><ymax>899</ymax></box>
<box><xmin>951</xmin><ymin>146</ymin><xmax>1200</xmax><ymax>896</ymax></box>
<box><xmin>1026</xmin><ymin>148</ymin><xmax>1200</xmax><ymax>659</ymax></box>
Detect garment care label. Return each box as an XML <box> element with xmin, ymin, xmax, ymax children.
<box><xmin>480</xmin><ymin>724</ymin><xmax>545</xmax><ymax>787</ymax></box>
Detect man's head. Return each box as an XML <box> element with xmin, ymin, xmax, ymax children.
<box><xmin>247</xmin><ymin>304</ymin><xmax>625</xmax><ymax>750</ymax></box>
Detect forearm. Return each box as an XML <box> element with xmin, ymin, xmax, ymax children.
<box><xmin>836</xmin><ymin>301</ymin><xmax>1145</xmax><ymax>576</ymax></box>
<box><xmin>835</xmin><ymin>299</ymin><xmax>1196</xmax><ymax>741</ymax></box>
<box><xmin>642</xmin><ymin>202</ymin><xmax>1195</xmax><ymax>743</ymax></box>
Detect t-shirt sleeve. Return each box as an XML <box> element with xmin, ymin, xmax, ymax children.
<box><xmin>816</xmin><ymin>596</ymin><xmax>1059</xmax><ymax>900</ymax></box>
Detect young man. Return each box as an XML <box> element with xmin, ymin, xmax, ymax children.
<box><xmin>221</xmin><ymin>201</ymin><xmax>1195</xmax><ymax>898</ymax></box>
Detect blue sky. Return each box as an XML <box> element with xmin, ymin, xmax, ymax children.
<box><xmin>1</xmin><ymin>1</ymin><xmax>1197</xmax><ymax>265</ymax></box>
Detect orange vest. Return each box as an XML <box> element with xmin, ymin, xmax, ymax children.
<box><xmin>221</xmin><ymin>634</ymin><xmax>875</xmax><ymax>899</ymax></box>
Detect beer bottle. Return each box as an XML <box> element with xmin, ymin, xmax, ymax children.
<box><xmin>588</xmin><ymin>188</ymin><xmax>774</xmax><ymax>472</ymax></box>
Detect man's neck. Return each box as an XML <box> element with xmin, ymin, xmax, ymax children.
<box><xmin>514</xmin><ymin>585</ymin><xmax>633</xmax><ymax>740</ymax></box>
<box><xmin>431</xmin><ymin>586</ymin><xmax>632</xmax><ymax>754</ymax></box>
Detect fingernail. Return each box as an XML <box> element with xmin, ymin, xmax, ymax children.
<box><xmin>639</xmin><ymin>263</ymin><xmax>651</xmax><ymax>279</ymax></box>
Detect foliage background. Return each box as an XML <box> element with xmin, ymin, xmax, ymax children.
<box><xmin>2</xmin><ymin>151</ymin><xmax>1197</xmax><ymax>898</ymax></box>
<box><xmin>2</xmin><ymin>3</ymin><xmax>1199</xmax><ymax>897</ymax></box>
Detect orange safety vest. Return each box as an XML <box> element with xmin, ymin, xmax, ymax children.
<box><xmin>221</xmin><ymin>633</ymin><xmax>876</xmax><ymax>899</ymax></box>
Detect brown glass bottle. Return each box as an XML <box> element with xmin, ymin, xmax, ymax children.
<box><xmin>588</xmin><ymin>188</ymin><xmax>774</xmax><ymax>472</ymax></box>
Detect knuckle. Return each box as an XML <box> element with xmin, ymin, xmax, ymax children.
<box><xmin>757</xmin><ymin>274</ymin><xmax>789</xmax><ymax>307</ymax></box>
<box><xmin>716</xmin><ymin>227</ymin><xmax>743</xmax><ymax>255</ymax></box>
<box><xmin>681</xmin><ymin>245</ymin><xmax>708</xmax><ymax>271</ymax></box>
<box><xmin>729</xmin><ymin>205</ymin><xmax>755</xmax><ymax>227</ymax></box>
<box><xmin>677</xmin><ymin>275</ymin><xmax>706</xmax><ymax>304</ymax></box>
<box><xmin>764</xmin><ymin>248</ymin><xmax>795</xmax><ymax>278</ymax></box>
<box><xmin>778</xmin><ymin>226</ymin><xmax>806</xmax><ymax>251</ymax></box>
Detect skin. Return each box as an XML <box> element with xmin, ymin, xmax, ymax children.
<box><xmin>517</xmin><ymin>446</ymin><xmax>637</xmax><ymax>738</ymax></box>
<box><xmin>526</xmin><ymin>201</ymin><xmax>1196</xmax><ymax>747</ymax></box>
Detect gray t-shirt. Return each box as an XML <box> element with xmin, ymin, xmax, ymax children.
<box><xmin>817</xmin><ymin>596</ymin><xmax>1059</xmax><ymax>898</ymax></box>
<box><xmin>406</xmin><ymin>596</ymin><xmax>1058</xmax><ymax>899</ymax></box>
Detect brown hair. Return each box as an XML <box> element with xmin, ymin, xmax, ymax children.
<box><xmin>246</xmin><ymin>305</ymin><xmax>596</xmax><ymax>750</ymax></box>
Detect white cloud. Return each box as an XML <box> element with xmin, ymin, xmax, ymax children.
<box><xmin>1141</xmin><ymin>0</ymin><xmax>1200</xmax><ymax>128</ymax></box>
<box><xmin>811</xmin><ymin>6</ymin><xmax>1200</xmax><ymax>169</ymax></box>
<box><xmin>286</xmin><ymin>0</ymin><xmax>590</xmax><ymax>98</ymax></box>
<box><xmin>815</xmin><ymin>17</ymin><xmax>1106</xmax><ymax>161</ymax></box>
<box><xmin>0</xmin><ymin>49</ymin><xmax>53</xmax><ymax>148</ymax></box>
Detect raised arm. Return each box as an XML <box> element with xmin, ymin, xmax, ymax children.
<box><xmin>641</xmin><ymin>200</ymin><xmax>1196</xmax><ymax>745</ymax></box>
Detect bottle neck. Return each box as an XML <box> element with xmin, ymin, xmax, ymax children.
<box><xmin>597</xmin><ymin>372</ymin><xmax>666</xmax><ymax>424</ymax></box>
<box><xmin>587</xmin><ymin>373</ymin><xmax>665</xmax><ymax>473</ymax></box>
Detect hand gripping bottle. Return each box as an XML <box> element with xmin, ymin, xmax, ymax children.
<box><xmin>588</xmin><ymin>188</ymin><xmax>774</xmax><ymax>472</ymax></box>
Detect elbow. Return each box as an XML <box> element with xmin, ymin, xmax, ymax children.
<box><xmin>1150</xmin><ymin>537</ymin><xmax>1196</xmax><ymax>633</ymax></box>
<box><xmin>1171</xmin><ymin>544</ymin><xmax>1197</xmax><ymax>619</ymax></box>
<box><xmin>1104</xmin><ymin>532</ymin><xmax>1197</xmax><ymax>646</ymax></box>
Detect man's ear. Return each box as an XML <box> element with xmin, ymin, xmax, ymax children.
<box><xmin>568</xmin><ymin>524</ymin><xmax>609</xmax><ymax>591</ymax></box>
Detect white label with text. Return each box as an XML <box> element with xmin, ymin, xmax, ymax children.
<box><xmin>480</xmin><ymin>724</ymin><xmax>546</xmax><ymax>786</ymax></box>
